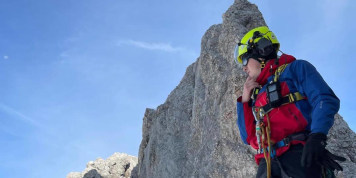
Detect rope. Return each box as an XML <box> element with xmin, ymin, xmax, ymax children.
<box><xmin>261</xmin><ymin>124</ymin><xmax>271</xmax><ymax>178</ymax></box>
<box><xmin>266</xmin><ymin>114</ymin><xmax>273</xmax><ymax>178</ymax></box>
<box><xmin>266</xmin><ymin>113</ymin><xmax>272</xmax><ymax>163</ymax></box>
<box><xmin>258</xmin><ymin>113</ymin><xmax>273</xmax><ymax>178</ymax></box>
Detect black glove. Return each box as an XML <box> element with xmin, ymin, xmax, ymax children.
<box><xmin>301</xmin><ymin>133</ymin><xmax>346</xmax><ymax>171</ymax></box>
<box><xmin>322</xmin><ymin>149</ymin><xmax>346</xmax><ymax>171</ymax></box>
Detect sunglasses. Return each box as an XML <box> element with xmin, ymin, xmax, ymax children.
<box><xmin>241</xmin><ymin>53</ymin><xmax>252</xmax><ymax>66</ymax></box>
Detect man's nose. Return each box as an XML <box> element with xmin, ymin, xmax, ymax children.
<box><xmin>243</xmin><ymin>66</ymin><xmax>247</xmax><ymax>72</ymax></box>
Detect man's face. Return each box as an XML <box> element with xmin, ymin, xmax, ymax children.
<box><xmin>242</xmin><ymin>58</ymin><xmax>262</xmax><ymax>80</ymax></box>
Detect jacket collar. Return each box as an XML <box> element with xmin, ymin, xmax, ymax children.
<box><xmin>256</xmin><ymin>54</ymin><xmax>296</xmax><ymax>85</ymax></box>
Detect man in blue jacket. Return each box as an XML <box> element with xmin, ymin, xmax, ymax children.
<box><xmin>234</xmin><ymin>26</ymin><xmax>345</xmax><ymax>178</ymax></box>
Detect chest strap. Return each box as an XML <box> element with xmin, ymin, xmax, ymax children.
<box><xmin>259</xmin><ymin>92</ymin><xmax>306</xmax><ymax>116</ymax></box>
<box><xmin>257</xmin><ymin>63</ymin><xmax>306</xmax><ymax>116</ymax></box>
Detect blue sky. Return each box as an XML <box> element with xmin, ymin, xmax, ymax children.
<box><xmin>0</xmin><ymin>0</ymin><xmax>355</xmax><ymax>177</ymax></box>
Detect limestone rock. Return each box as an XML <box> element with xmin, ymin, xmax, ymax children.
<box><xmin>135</xmin><ymin>0</ymin><xmax>356</xmax><ymax>178</ymax></box>
<box><xmin>67</xmin><ymin>153</ymin><xmax>138</xmax><ymax>178</ymax></box>
<box><xmin>327</xmin><ymin>114</ymin><xmax>356</xmax><ymax>178</ymax></box>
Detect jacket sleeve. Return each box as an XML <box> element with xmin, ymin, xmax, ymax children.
<box><xmin>291</xmin><ymin>60</ymin><xmax>340</xmax><ymax>135</ymax></box>
<box><xmin>237</xmin><ymin>96</ymin><xmax>256</xmax><ymax>145</ymax></box>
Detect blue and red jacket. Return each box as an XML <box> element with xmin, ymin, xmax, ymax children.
<box><xmin>236</xmin><ymin>54</ymin><xmax>340</xmax><ymax>164</ymax></box>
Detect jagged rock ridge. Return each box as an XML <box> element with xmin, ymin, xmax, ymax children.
<box><xmin>134</xmin><ymin>0</ymin><xmax>356</xmax><ymax>177</ymax></box>
<box><xmin>67</xmin><ymin>153</ymin><xmax>137</xmax><ymax>178</ymax></box>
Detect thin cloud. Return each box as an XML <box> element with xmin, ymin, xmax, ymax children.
<box><xmin>0</xmin><ymin>103</ymin><xmax>42</xmax><ymax>128</ymax></box>
<box><xmin>3</xmin><ymin>56</ymin><xmax>9</xmax><ymax>59</ymax></box>
<box><xmin>118</xmin><ymin>40</ymin><xmax>185</xmax><ymax>52</ymax></box>
<box><xmin>60</xmin><ymin>51</ymin><xmax>69</xmax><ymax>58</ymax></box>
<box><xmin>0</xmin><ymin>103</ymin><xmax>89</xmax><ymax>153</ymax></box>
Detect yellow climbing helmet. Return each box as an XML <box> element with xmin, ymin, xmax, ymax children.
<box><xmin>234</xmin><ymin>26</ymin><xmax>280</xmax><ymax>65</ymax></box>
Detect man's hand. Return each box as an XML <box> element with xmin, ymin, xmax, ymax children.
<box><xmin>301</xmin><ymin>133</ymin><xmax>327</xmax><ymax>168</ymax></box>
<box><xmin>242</xmin><ymin>76</ymin><xmax>260</xmax><ymax>103</ymax></box>
<box><xmin>301</xmin><ymin>133</ymin><xmax>346</xmax><ymax>171</ymax></box>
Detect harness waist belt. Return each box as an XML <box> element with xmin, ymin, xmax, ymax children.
<box><xmin>275</xmin><ymin>131</ymin><xmax>309</xmax><ymax>149</ymax></box>
<box><xmin>260</xmin><ymin>131</ymin><xmax>309</xmax><ymax>157</ymax></box>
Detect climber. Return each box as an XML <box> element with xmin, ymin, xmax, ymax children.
<box><xmin>234</xmin><ymin>26</ymin><xmax>346</xmax><ymax>178</ymax></box>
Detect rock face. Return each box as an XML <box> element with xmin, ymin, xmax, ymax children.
<box><xmin>134</xmin><ymin>0</ymin><xmax>356</xmax><ymax>177</ymax></box>
<box><xmin>327</xmin><ymin>114</ymin><xmax>356</xmax><ymax>178</ymax></box>
<box><xmin>67</xmin><ymin>153</ymin><xmax>138</xmax><ymax>178</ymax></box>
